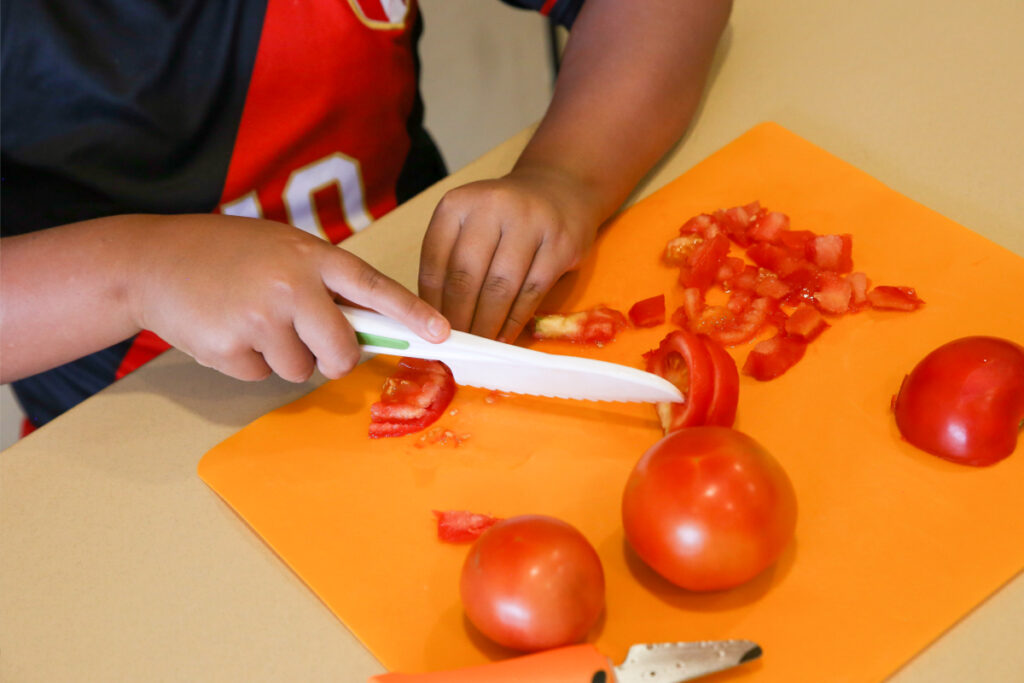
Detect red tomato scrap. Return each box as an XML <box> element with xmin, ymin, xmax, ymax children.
<box><xmin>628</xmin><ymin>294</ymin><xmax>666</xmax><ymax>328</ymax></box>
<box><xmin>622</xmin><ymin>427</ymin><xmax>798</xmax><ymax>591</ymax></box>
<box><xmin>433</xmin><ymin>510</ymin><xmax>502</xmax><ymax>543</ymax></box>
<box><xmin>643</xmin><ymin>330</ymin><xmax>739</xmax><ymax>432</ymax></box>
<box><xmin>893</xmin><ymin>336</ymin><xmax>1024</xmax><ymax>466</ymax></box>
<box><xmin>368</xmin><ymin>358</ymin><xmax>456</xmax><ymax>438</ymax></box>
<box><xmin>531</xmin><ymin>305</ymin><xmax>628</xmax><ymax>345</ymax></box>
<box><xmin>460</xmin><ymin>515</ymin><xmax>605</xmax><ymax>652</ymax></box>
<box><xmin>663</xmin><ymin>202</ymin><xmax>923</xmax><ymax>379</ymax></box>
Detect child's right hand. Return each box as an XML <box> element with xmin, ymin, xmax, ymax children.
<box><xmin>0</xmin><ymin>213</ymin><xmax>449</xmax><ymax>384</ymax></box>
<box><xmin>130</xmin><ymin>214</ymin><xmax>450</xmax><ymax>382</ymax></box>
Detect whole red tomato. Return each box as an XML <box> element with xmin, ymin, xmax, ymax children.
<box><xmin>459</xmin><ymin>515</ymin><xmax>605</xmax><ymax>651</ymax></box>
<box><xmin>893</xmin><ymin>336</ymin><xmax>1024</xmax><ymax>466</ymax></box>
<box><xmin>622</xmin><ymin>427</ymin><xmax>797</xmax><ymax>591</ymax></box>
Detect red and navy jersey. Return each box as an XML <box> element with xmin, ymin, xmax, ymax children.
<box><xmin>1</xmin><ymin>0</ymin><xmax>583</xmax><ymax>429</ymax></box>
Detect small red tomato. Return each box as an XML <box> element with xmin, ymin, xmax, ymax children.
<box><xmin>622</xmin><ymin>427</ymin><xmax>797</xmax><ymax>591</ymax></box>
<box><xmin>893</xmin><ymin>336</ymin><xmax>1024</xmax><ymax>466</ymax></box>
<box><xmin>459</xmin><ymin>515</ymin><xmax>605</xmax><ymax>652</ymax></box>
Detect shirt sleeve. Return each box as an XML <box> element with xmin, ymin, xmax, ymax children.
<box><xmin>498</xmin><ymin>0</ymin><xmax>585</xmax><ymax>29</ymax></box>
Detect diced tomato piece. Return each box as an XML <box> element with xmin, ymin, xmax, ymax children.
<box><xmin>806</xmin><ymin>234</ymin><xmax>854</xmax><ymax>273</ymax></box>
<box><xmin>628</xmin><ymin>295</ymin><xmax>666</xmax><ymax>328</ymax></box>
<box><xmin>679</xmin><ymin>213</ymin><xmax>716</xmax><ymax>237</ymax></box>
<box><xmin>699</xmin><ymin>335</ymin><xmax>739</xmax><ymax>427</ymax></box>
<box><xmin>369</xmin><ymin>359</ymin><xmax>456</xmax><ymax>438</ymax></box>
<box><xmin>867</xmin><ymin>286</ymin><xmax>925</xmax><ymax>311</ymax></box>
<box><xmin>747</xmin><ymin>243</ymin><xmax>806</xmax><ymax>278</ymax></box>
<box><xmin>643</xmin><ymin>329</ymin><xmax>716</xmax><ymax>433</ymax></box>
<box><xmin>678</xmin><ymin>233</ymin><xmax>731</xmax><ymax>292</ymax></box>
<box><xmin>846</xmin><ymin>272</ymin><xmax>871</xmax><ymax>311</ymax></box>
<box><xmin>812</xmin><ymin>272</ymin><xmax>853</xmax><ymax>314</ymax></box>
<box><xmin>746</xmin><ymin>210</ymin><xmax>790</xmax><ymax>243</ymax></box>
<box><xmin>663</xmin><ymin>234</ymin><xmax>704</xmax><ymax>266</ymax></box>
<box><xmin>531</xmin><ymin>305</ymin><xmax>628</xmax><ymax>344</ymax></box>
<box><xmin>778</xmin><ymin>229</ymin><xmax>816</xmax><ymax>256</ymax></box>
<box><xmin>433</xmin><ymin>510</ymin><xmax>502</xmax><ymax>543</ymax></box>
<box><xmin>753</xmin><ymin>270</ymin><xmax>793</xmax><ymax>300</ymax></box>
<box><xmin>722</xmin><ymin>264</ymin><xmax>759</xmax><ymax>292</ymax></box>
<box><xmin>743</xmin><ymin>334</ymin><xmax>808</xmax><ymax>381</ymax></box>
<box><xmin>715</xmin><ymin>256</ymin><xmax>747</xmax><ymax>284</ymax></box>
<box><xmin>714</xmin><ymin>203</ymin><xmax>762</xmax><ymax>246</ymax></box>
<box><xmin>784</xmin><ymin>304</ymin><xmax>831</xmax><ymax>342</ymax></box>
<box><xmin>706</xmin><ymin>297</ymin><xmax>774</xmax><ymax>347</ymax></box>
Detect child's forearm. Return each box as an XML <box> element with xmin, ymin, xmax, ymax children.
<box><xmin>1</xmin><ymin>215</ymin><xmax>146</xmax><ymax>383</ymax></box>
<box><xmin>514</xmin><ymin>0</ymin><xmax>732</xmax><ymax>221</ymax></box>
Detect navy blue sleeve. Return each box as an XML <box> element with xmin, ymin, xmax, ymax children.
<box><xmin>498</xmin><ymin>0</ymin><xmax>585</xmax><ymax>29</ymax></box>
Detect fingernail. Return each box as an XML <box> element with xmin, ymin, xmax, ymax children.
<box><xmin>428</xmin><ymin>315</ymin><xmax>448</xmax><ymax>339</ymax></box>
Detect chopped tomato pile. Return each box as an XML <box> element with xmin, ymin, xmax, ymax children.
<box><xmin>667</xmin><ymin>202</ymin><xmax>923</xmax><ymax>380</ymax></box>
<box><xmin>433</xmin><ymin>510</ymin><xmax>502</xmax><ymax>543</ymax></box>
<box><xmin>368</xmin><ymin>358</ymin><xmax>456</xmax><ymax>438</ymax></box>
<box><xmin>530</xmin><ymin>305</ymin><xmax>628</xmax><ymax>345</ymax></box>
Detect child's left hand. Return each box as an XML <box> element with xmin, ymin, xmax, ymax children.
<box><xmin>418</xmin><ymin>165</ymin><xmax>600</xmax><ymax>342</ymax></box>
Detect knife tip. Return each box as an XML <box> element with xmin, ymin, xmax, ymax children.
<box><xmin>740</xmin><ymin>644</ymin><xmax>763</xmax><ymax>664</ymax></box>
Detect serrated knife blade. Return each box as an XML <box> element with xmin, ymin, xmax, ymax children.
<box><xmin>341</xmin><ymin>305</ymin><xmax>684</xmax><ymax>403</ymax></box>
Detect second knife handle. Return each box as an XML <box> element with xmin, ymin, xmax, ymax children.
<box><xmin>367</xmin><ymin>643</ymin><xmax>614</xmax><ymax>683</ymax></box>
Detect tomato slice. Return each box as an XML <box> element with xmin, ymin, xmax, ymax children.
<box><xmin>531</xmin><ymin>305</ymin><xmax>628</xmax><ymax>344</ymax></box>
<box><xmin>643</xmin><ymin>330</ymin><xmax>715</xmax><ymax>433</ymax></box>
<box><xmin>867</xmin><ymin>286</ymin><xmax>925</xmax><ymax>311</ymax></box>
<box><xmin>368</xmin><ymin>358</ymin><xmax>456</xmax><ymax>438</ymax></box>
<box><xmin>700</xmin><ymin>335</ymin><xmax>739</xmax><ymax>427</ymax></box>
<box><xmin>628</xmin><ymin>294</ymin><xmax>666</xmax><ymax>328</ymax></box>
<box><xmin>742</xmin><ymin>334</ymin><xmax>808</xmax><ymax>381</ymax></box>
<box><xmin>433</xmin><ymin>510</ymin><xmax>502</xmax><ymax>543</ymax></box>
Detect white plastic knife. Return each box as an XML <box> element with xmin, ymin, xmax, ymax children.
<box><xmin>340</xmin><ymin>305</ymin><xmax>683</xmax><ymax>404</ymax></box>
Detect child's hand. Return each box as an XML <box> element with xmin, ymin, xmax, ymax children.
<box><xmin>131</xmin><ymin>214</ymin><xmax>449</xmax><ymax>382</ymax></box>
<box><xmin>418</xmin><ymin>166</ymin><xmax>600</xmax><ymax>342</ymax></box>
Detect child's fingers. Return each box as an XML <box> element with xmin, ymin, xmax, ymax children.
<box><xmin>439</xmin><ymin>218</ymin><xmax>502</xmax><ymax>332</ymax></box>
<box><xmin>469</xmin><ymin>231</ymin><xmax>541</xmax><ymax>339</ymax></box>
<box><xmin>496</xmin><ymin>248</ymin><xmax>566</xmax><ymax>344</ymax></box>
<box><xmin>292</xmin><ymin>298</ymin><xmax>363</xmax><ymax>380</ymax></box>
<box><xmin>252</xmin><ymin>325</ymin><xmax>318</xmax><ymax>384</ymax></box>
<box><xmin>418</xmin><ymin>205</ymin><xmax>463</xmax><ymax>312</ymax></box>
<box><xmin>320</xmin><ymin>248</ymin><xmax>450</xmax><ymax>343</ymax></box>
<box><xmin>195</xmin><ymin>346</ymin><xmax>273</xmax><ymax>383</ymax></box>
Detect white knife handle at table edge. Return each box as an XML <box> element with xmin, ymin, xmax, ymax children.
<box><xmin>366</xmin><ymin>643</ymin><xmax>614</xmax><ymax>683</ymax></box>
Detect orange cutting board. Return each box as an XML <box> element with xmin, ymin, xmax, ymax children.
<box><xmin>198</xmin><ymin>123</ymin><xmax>1024</xmax><ymax>681</ymax></box>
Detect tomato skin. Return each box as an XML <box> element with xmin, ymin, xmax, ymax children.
<box><xmin>459</xmin><ymin>515</ymin><xmax>605</xmax><ymax>652</ymax></box>
<box><xmin>644</xmin><ymin>330</ymin><xmax>716</xmax><ymax>432</ymax></box>
<box><xmin>700</xmin><ymin>336</ymin><xmax>739</xmax><ymax>427</ymax></box>
<box><xmin>622</xmin><ymin>428</ymin><xmax>797</xmax><ymax>592</ymax></box>
<box><xmin>893</xmin><ymin>337</ymin><xmax>1024</xmax><ymax>466</ymax></box>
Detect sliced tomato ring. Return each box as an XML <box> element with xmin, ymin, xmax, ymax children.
<box><xmin>699</xmin><ymin>334</ymin><xmax>739</xmax><ymax>427</ymax></box>
<box><xmin>433</xmin><ymin>510</ymin><xmax>502</xmax><ymax>543</ymax></box>
<box><xmin>743</xmin><ymin>334</ymin><xmax>808</xmax><ymax>381</ymax></box>
<box><xmin>628</xmin><ymin>294</ymin><xmax>666</xmax><ymax>328</ymax></box>
<box><xmin>369</xmin><ymin>358</ymin><xmax>456</xmax><ymax>438</ymax></box>
<box><xmin>643</xmin><ymin>329</ymin><xmax>716</xmax><ymax>434</ymax></box>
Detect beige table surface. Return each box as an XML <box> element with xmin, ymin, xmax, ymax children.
<box><xmin>3</xmin><ymin>1</ymin><xmax>1023</xmax><ymax>681</ymax></box>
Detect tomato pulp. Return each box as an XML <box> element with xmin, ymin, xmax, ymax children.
<box><xmin>893</xmin><ymin>336</ymin><xmax>1024</xmax><ymax>466</ymax></box>
<box><xmin>622</xmin><ymin>427</ymin><xmax>797</xmax><ymax>591</ymax></box>
<box><xmin>459</xmin><ymin>515</ymin><xmax>605</xmax><ymax>651</ymax></box>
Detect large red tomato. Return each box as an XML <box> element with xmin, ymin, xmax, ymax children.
<box><xmin>459</xmin><ymin>515</ymin><xmax>605</xmax><ymax>651</ymax></box>
<box><xmin>622</xmin><ymin>427</ymin><xmax>797</xmax><ymax>591</ymax></box>
<box><xmin>893</xmin><ymin>336</ymin><xmax>1024</xmax><ymax>466</ymax></box>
